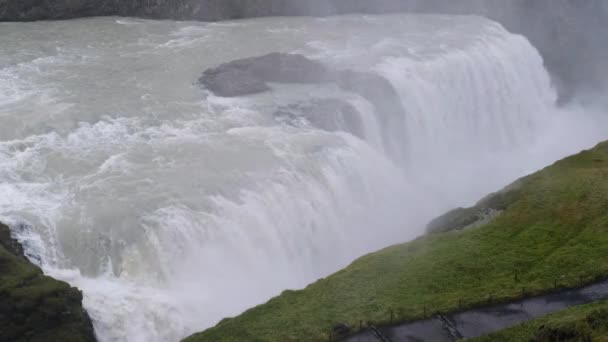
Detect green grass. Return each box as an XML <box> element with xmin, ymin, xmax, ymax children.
<box><xmin>184</xmin><ymin>141</ymin><xmax>608</xmax><ymax>342</ymax></box>
<box><xmin>471</xmin><ymin>301</ymin><xmax>608</xmax><ymax>342</ymax></box>
<box><xmin>0</xmin><ymin>223</ymin><xmax>96</xmax><ymax>342</ymax></box>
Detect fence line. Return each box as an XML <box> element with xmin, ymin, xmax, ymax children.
<box><xmin>329</xmin><ymin>271</ymin><xmax>608</xmax><ymax>341</ymax></box>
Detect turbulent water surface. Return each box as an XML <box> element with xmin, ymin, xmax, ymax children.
<box><xmin>0</xmin><ymin>14</ymin><xmax>606</xmax><ymax>342</ymax></box>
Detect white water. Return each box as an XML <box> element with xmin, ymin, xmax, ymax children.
<box><xmin>0</xmin><ymin>14</ymin><xmax>606</xmax><ymax>342</ymax></box>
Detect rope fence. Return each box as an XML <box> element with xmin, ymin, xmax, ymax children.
<box><xmin>326</xmin><ymin>271</ymin><xmax>608</xmax><ymax>341</ymax></box>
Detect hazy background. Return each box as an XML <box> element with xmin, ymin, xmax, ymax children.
<box><xmin>2</xmin><ymin>0</ymin><xmax>607</xmax><ymax>99</ymax></box>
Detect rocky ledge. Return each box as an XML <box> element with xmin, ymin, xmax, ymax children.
<box><xmin>199</xmin><ymin>52</ymin><xmax>405</xmax><ymax>146</ymax></box>
<box><xmin>199</xmin><ymin>53</ymin><xmax>331</xmax><ymax>97</ymax></box>
<box><xmin>0</xmin><ymin>222</ymin><xmax>96</xmax><ymax>342</ymax></box>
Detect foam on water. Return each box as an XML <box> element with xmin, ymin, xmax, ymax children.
<box><xmin>0</xmin><ymin>14</ymin><xmax>607</xmax><ymax>342</ymax></box>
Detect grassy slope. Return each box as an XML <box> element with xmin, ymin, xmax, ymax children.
<box><xmin>0</xmin><ymin>223</ymin><xmax>96</xmax><ymax>342</ymax></box>
<box><xmin>472</xmin><ymin>300</ymin><xmax>608</xmax><ymax>342</ymax></box>
<box><xmin>184</xmin><ymin>141</ymin><xmax>608</xmax><ymax>342</ymax></box>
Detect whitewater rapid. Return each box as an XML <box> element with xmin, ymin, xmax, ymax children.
<box><xmin>0</xmin><ymin>14</ymin><xmax>606</xmax><ymax>342</ymax></box>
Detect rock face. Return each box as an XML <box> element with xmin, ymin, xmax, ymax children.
<box><xmin>1</xmin><ymin>0</ymin><xmax>607</xmax><ymax>98</ymax></box>
<box><xmin>0</xmin><ymin>222</ymin><xmax>97</xmax><ymax>342</ymax></box>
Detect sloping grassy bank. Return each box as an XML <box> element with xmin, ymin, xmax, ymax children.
<box><xmin>184</xmin><ymin>141</ymin><xmax>608</xmax><ymax>342</ymax></box>
<box><xmin>0</xmin><ymin>222</ymin><xmax>96</xmax><ymax>342</ymax></box>
<box><xmin>472</xmin><ymin>300</ymin><xmax>608</xmax><ymax>342</ymax></box>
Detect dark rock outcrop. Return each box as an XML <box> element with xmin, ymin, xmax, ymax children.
<box><xmin>200</xmin><ymin>68</ymin><xmax>270</xmax><ymax>97</ymax></box>
<box><xmin>0</xmin><ymin>222</ymin><xmax>97</xmax><ymax>342</ymax></box>
<box><xmin>426</xmin><ymin>184</ymin><xmax>522</xmax><ymax>234</ymax></box>
<box><xmin>1</xmin><ymin>0</ymin><xmax>607</xmax><ymax>98</ymax></box>
<box><xmin>198</xmin><ymin>53</ymin><xmax>400</xmax><ymax>103</ymax></box>
<box><xmin>200</xmin><ymin>53</ymin><xmax>405</xmax><ymax>151</ymax></box>
<box><xmin>199</xmin><ymin>53</ymin><xmax>329</xmax><ymax>97</ymax></box>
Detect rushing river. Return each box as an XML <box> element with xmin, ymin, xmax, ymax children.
<box><xmin>0</xmin><ymin>14</ymin><xmax>606</xmax><ymax>342</ymax></box>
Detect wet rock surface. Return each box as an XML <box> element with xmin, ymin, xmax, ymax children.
<box><xmin>199</xmin><ymin>68</ymin><xmax>270</xmax><ymax>97</ymax></box>
<box><xmin>200</xmin><ymin>53</ymin><xmax>404</xmax><ymax>146</ymax></box>
<box><xmin>0</xmin><ymin>222</ymin><xmax>97</xmax><ymax>342</ymax></box>
<box><xmin>198</xmin><ymin>53</ymin><xmax>329</xmax><ymax>97</ymax></box>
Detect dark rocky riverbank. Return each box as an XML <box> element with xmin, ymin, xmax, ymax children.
<box><xmin>1</xmin><ymin>0</ymin><xmax>607</xmax><ymax>99</ymax></box>
<box><xmin>0</xmin><ymin>222</ymin><xmax>96</xmax><ymax>342</ymax></box>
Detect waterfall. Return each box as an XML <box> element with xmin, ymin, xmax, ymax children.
<box><xmin>0</xmin><ymin>14</ymin><xmax>606</xmax><ymax>342</ymax></box>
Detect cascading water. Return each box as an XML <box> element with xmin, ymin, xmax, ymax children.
<box><xmin>0</xmin><ymin>14</ymin><xmax>607</xmax><ymax>342</ymax></box>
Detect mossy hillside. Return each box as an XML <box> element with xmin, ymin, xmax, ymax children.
<box><xmin>0</xmin><ymin>222</ymin><xmax>96</xmax><ymax>342</ymax></box>
<box><xmin>472</xmin><ymin>301</ymin><xmax>608</xmax><ymax>342</ymax></box>
<box><xmin>184</xmin><ymin>141</ymin><xmax>608</xmax><ymax>342</ymax></box>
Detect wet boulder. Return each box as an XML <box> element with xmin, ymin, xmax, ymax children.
<box><xmin>241</xmin><ymin>52</ymin><xmax>329</xmax><ymax>84</ymax></box>
<box><xmin>199</xmin><ymin>68</ymin><xmax>270</xmax><ymax>97</ymax></box>
<box><xmin>199</xmin><ymin>52</ymin><xmax>329</xmax><ymax>97</ymax></box>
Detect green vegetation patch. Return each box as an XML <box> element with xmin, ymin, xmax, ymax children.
<box><xmin>184</xmin><ymin>141</ymin><xmax>608</xmax><ymax>342</ymax></box>
<box><xmin>472</xmin><ymin>301</ymin><xmax>608</xmax><ymax>342</ymax></box>
<box><xmin>0</xmin><ymin>222</ymin><xmax>96</xmax><ymax>342</ymax></box>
